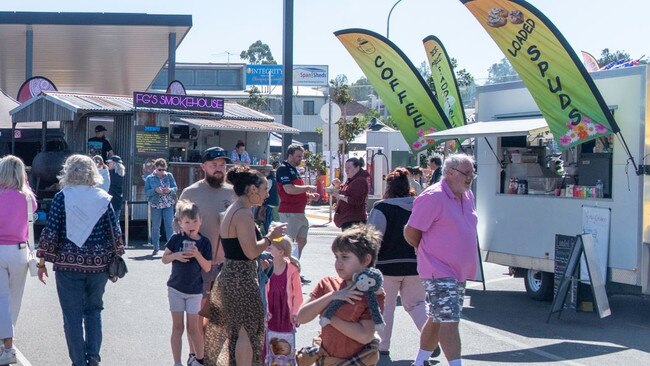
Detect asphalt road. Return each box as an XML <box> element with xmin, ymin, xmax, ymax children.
<box><xmin>10</xmin><ymin>213</ymin><xmax>650</xmax><ymax>365</ymax></box>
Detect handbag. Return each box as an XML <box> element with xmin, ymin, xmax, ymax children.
<box><xmin>107</xmin><ymin>214</ymin><xmax>128</xmax><ymax>279</ymax></box>
<box><xmin>26</xmin><ymin>194</ymin><xmax>38</xmax><ymax>277</ymax></box>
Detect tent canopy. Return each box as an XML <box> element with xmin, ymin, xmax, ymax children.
<box><xmin>425</xmin><ymin>118</ymin><xmax>549</xmax><ymax>139</ymax></box>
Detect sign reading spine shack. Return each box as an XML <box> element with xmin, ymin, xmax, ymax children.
<box><xmin>335</xmin><ymin>29</ymin><xmax>452</xmax><ymax>153</ymax></box>
<box><xmin>461</xmin><ymin>0</ymin><xmax>619</xmax><ymax>150</ymax></box>
<box><xmin>133</xmin><ymin>91</ymin><xmax>224</xmax><ymax>113</ymax></box>
<box><xmin>422</xmin><ymin>36</ymin><xmax>467</xmax><ymax>129</ymax></box>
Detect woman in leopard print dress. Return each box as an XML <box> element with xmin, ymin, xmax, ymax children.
<box><xmin>204</xmin><ymin>166</ymin><xmax>286</xmax><ymax>365</ymax></box>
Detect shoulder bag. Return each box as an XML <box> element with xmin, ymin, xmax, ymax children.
<box><xmin>107</xmin><ymin>213</ymin><xmax>128</xmax><ymax>279</ymax></box>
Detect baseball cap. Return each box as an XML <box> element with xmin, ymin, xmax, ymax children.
<box><xmin>201</xmin><ymin>147</ymin><xmax>231</xmax><ymax>163</ymax></box>
<box><xmin>95</xmin><ymin>125</ymin><xmax>107</xmax><ymax>132</ymax></box>
<box><xmin>106</xmin><ymin>155</ymin><xmax>123</xmax><ymax>164</ymax></box>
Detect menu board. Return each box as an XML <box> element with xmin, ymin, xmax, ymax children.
<box><xmin>135</xmin><ymin>126</ymin><xmax>169</xmax><ymax>157</ymax></box>
<box><xmin>554</xmin><ymin>235</ymin><xmax>578</xmax><ymax>309</ymax></box>
<box><xmin>581</xmin><ymin>206</ymin><xmax>610</xmax><ymax>283</ymax></box>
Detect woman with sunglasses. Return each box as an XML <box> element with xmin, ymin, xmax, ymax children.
<box><xmin>145</xmin><ymin>158</ymin><xmax>178</xmax><ymax>256</ymax></box>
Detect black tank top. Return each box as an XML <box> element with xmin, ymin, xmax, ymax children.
<box><xmin>223</xmin><ymin>226</ymin><xmax>262</xmax><ymax>260</ymax></box>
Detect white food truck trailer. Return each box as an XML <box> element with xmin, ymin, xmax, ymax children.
<box><xmin>429</xmin><ymin>65</ymin><xmax>650</xmax><ymax>300</ymax></box>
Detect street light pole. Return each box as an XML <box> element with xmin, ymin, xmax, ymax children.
<box><xmin>384</xmin><ymin>0</ymin><xmax>403</xmax><ymax>121</ymax></box>
<box><xmin>386</xmin><ymin>0</ymin><xmax>403</xmax><ymax>40</ymax></box>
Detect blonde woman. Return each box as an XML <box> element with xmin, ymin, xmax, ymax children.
<box><xmin>0</xmin><ymin>155</ymin><xmax>36</xmax><ymax>365</ymax></box>
<box><xmin>36</xmin><ymin>154</ymin><xmax>124</xmax><ymax>366</ymax></box>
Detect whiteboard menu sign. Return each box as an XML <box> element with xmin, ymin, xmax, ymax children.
<box><xmin>581</xmin><ymin>206</ymin><xmax>610</xmax><ymax>283</ymax></box>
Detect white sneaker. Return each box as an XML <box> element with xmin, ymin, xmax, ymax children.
<box><xmin>188</xmin><ymin>358</ymin><xmax>204</xmax><ymax>366</ymax></box>
<box><xmin>0</xmin><ymin>348</ymin><xmax>17</xmax><ymax>364</ymax></box>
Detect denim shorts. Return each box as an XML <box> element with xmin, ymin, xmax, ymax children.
<box><xmin>422</xmin><ymin>277</ymin><xmax>466</xmax><ymax>322</ymax></box>
<box><xmin>168</xmin><ymin>287</ymin><xmax>202</xmax><ymax>314</ymax></box>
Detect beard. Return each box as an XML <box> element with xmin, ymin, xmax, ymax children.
<box><xmin>205</xmin><ymin>172</ymin><xmax>225</xmax><ymax>188</ymax></box>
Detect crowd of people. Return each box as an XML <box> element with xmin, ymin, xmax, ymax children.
<box><xmin>0</xmin><ymin>142</ymin><xmax>477</xmax><ymax>366</ymax></box>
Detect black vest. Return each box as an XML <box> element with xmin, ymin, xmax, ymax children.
<box><xmin>375</xmin><ymin>202</ymin><xmax>418</xmax><ymax>276</ymax></box>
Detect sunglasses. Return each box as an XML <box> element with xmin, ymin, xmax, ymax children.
<box><xmin>451</xmin><ymin>167</ymin><xmax>477</xmax><ymax>180</ymax></box>
<box><xmin>156</xmin><ymin>168</ymin><xmax>166</xmax><ymax>172</ymax></box>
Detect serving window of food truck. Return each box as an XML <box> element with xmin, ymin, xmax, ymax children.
<box><xmin>426</xmin><ymin>115</ymin><xmax>615</xmax><ymax>200</ymax></box>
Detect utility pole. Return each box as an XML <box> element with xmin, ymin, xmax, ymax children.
<box><xmin>281</xmin><ymin>0</ymin><xmax>294</xmax><ymax>158</ymax></box>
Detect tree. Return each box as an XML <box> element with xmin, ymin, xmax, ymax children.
<box><xmin>349</xmin><ymin>77</ymin><xmax>376</xmax><ymax>101</ymax></box>
<box><xmin>242</xmin><ymin>86</ymin><xmax>266</xmax><ymax>111</ymax></box>
<box><xmin>240</xmin><ymin>40</ymin><xmax>276</xmax><ymax>64</ymax></box>
<box><xmin>486</xmin><ymin>57</ymin><xmax>520</xmax><ymax>84</ymax></box>
<box><xmin>598</xmin><ymin>48</ymin><xmax>630</xmax><ymax>67</ymax></box>
<box><xmin>330</xmin><ymin>75</ymin><xmax>367</xmax><ymax>179</ymax></box>
<box><xmin>417</xmin><ymin>60</ymin><xmax>431</xmax><ymax>80</ymax></box>
<box><xmin>304</xmin><ymin>150</ymin><xmax>326</xmax><ymax>174</ymax></box>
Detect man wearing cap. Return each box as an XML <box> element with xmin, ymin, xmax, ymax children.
<box><xmin>88</xmin><ymin>125</ymin><xmax>114</xmax><ymax>161</ymax></box>
<box><xmin>178</xmin><ymin>147</ymin><xmax>235</xmax><ymax>289</ymax></box>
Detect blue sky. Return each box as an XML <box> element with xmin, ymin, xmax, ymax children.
<box><xmin>6</xmin><ymin>0</ymin><xmax>649</xmax><ymax>84</ymax></box>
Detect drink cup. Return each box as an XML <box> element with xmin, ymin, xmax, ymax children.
<box><xmin>182</xmin><ymin>240</ymin><xmax>195</xmax><ymax>252</ymax></box>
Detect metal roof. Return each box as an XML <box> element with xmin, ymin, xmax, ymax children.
<box><xmin>0</xmin><ymin>12</ymin><xmax>192</xmax><ymax>98</ymax></box>
<box><xmin>177</xmin><ymin>117</ymin><xmax>299</xmax><ymax>134</ymax></box>
<box><xmin>11</xmin><ymin>91</ymin><xmax>279</xmax><ymax>125</ymax></box>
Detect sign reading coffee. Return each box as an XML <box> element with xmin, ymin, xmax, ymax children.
<box><xmin>133</xmin><ymin>91</ymin><xmax>224</xmax><ymax>113</ymax></box>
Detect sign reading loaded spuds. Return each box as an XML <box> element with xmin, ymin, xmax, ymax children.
<box><xmin>335</xmin><ymin>29</ymin><xmax>452</xmax><ymax>153</ymax></box>
<box><xmin>461</xmin><ymin>0</ymin><xmax>618</xmax><ymax>149</ymax></box>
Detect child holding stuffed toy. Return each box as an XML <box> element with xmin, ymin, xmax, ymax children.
<box><xmin>296</xmin><ymin>224</ymin><xmax>385</xmax><ymax>365</ymax></box>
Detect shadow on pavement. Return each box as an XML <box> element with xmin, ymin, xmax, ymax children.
<box><xmin>378</xmin><ymin>356</ymin><xmax>441</xmax><ymax>365</ymax></box>
<box><xmin>128</xmin><ymin>254</ymin><xmax>159</xmax><ymax>261</ymax></box>
<box><xmin>463</xmin><ymin>341</ymin><xmax>627</xmax><ymax>363</ymax></box>
<box><xmin>463</xmin><ymin>288</ymin><xmax>650</xmax><ymax>360</ymax></box>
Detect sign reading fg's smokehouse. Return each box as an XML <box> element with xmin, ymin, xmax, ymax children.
<box><xmin>133</xmin><ymin>91</ymin><xmax>224</xmax><ymax>113</ymax></box>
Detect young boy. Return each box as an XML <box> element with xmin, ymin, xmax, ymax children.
<box><xmin>162</xmin><ymin>200</ymin><xmax>212</xmax><ymax>366</ymax></box>
<box><xmin>297</xmin><ymin>224</ymin><xmax>384</xmax><ymax>363</ymax></box>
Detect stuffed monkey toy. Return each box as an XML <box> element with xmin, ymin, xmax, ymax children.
<box><xmin>320</xmin><ymin>267</ymin><xmax>385</xmax><ymax>331</ymax></box>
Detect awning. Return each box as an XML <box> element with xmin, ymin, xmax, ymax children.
<box><xmin>177</xmin><ymin>117</ymin><xmax>300</xmax><ymax>134</ymax></box>
<box><xmin>425</xmin><ymin>118</ymin><xmax>549</xmax><ymax>139</ymax></box>
<box><xmin>0</xmin><ymin>12</ymin><xmax>192</xmax><ymax>97</ymax></box>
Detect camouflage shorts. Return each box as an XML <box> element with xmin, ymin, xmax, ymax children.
<box><xmin>422</xmin><ymin>277</ymin><xmax>466</xmax><ymax>322</ymax></box>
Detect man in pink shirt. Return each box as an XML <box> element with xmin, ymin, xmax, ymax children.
<box><xmin>404</xmin><ymin>154</ymin><xmax>478</xmax><ymax>366</ymax></box>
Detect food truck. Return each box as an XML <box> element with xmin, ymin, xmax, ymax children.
<box><xmin>428</xmin><ymin>65</ymin><xmax>650</xmax><ymax>300</ymax></box>
<box><xmin>9</xmin><ymin>90</ymin><xmax>298</xmax><ymax>230</ymax></box>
